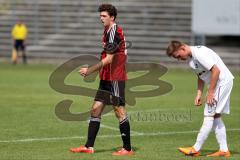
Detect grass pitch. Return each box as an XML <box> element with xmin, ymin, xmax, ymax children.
<box><xmin>0</xmin><ymin>63</ymin><xmax>239</xmax><ymax>160</ymax></box>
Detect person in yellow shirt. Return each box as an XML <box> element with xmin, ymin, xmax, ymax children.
<box><xmin>11</xmin><ymin>21</ymin><xmax>28</xmax><ymax>64</ymax></box>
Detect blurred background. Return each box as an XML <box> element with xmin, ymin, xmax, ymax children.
<box><xmin>0</xmin><ymin>0</ymin><xmax>239</xmax><ymax>68</ymax></box>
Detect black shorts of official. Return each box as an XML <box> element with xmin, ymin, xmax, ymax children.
<box><xmin>94</xmin><ymin>80</ymin><xmax>125</xmax><ymax>106</ymax></box>
<box><xmin>14</xmin><ymin>40</ymin><xmax>25</xmax><ymax>52</ymax></box>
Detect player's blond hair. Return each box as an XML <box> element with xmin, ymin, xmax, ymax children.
<box><xmin>166</xmin><ymin>40</ymin><xmax>185</xmax><ymax>57</ymax></box>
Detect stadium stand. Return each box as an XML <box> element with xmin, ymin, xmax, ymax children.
<box><xmin>0</xmin><ymin>0</ymin><xmax>239</xmax><ymax>67</ymax></box>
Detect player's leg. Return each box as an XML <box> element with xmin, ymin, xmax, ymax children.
<box><xmin>112</xmin><ymin>105</ymin><xmax>133</xmax><ymax>156</ymax></box>
<box><xmin>111</xmin><ymin>81</ymin><xmax>133</xmax><ymax>155</ymax></box>
<box><xmin>207</xmin><ymin>80</ymin><xmax>233</xmax><ymax>157</ymax></box>
<box><xmin>189</xmin><ymin>87</ymin><xmax>220</xmax><ymax>153</ymax></box>
<box><xmin>70</xmin><ymin>80</ymin><xmax>109</xmax><ymax>153</ymax></box>
<box><xmin>179</xmin><ymin>80</ymin><xmax>233</xmax><ymax>156</ymax></box>
<box><xmin>114</xmin><ymin>106</ymin><xmax>131</xmax><ymax>149</ymax></box>
<box><xmin>85</xmin><ymin>101</ymin><xmax>105</xmax><ymax>148</ymax></box>
<box><xmin>178</xmin><ymin>114</ymin><xmax>214</xmax><ymax>156</ymax></box>
<box><xmin>70</xmin><ymin>101</ymin><xmax>105</xmax><ymax>153</ymax></box>
<box><xmin>206</xmin><ymin>114</ymin><xmax>230</xmax><ymax>157</ymax></box>
<box><xmin>179</xmin><ymin>92</ymin><xmax>217</xmax><ymax>156</ymax></box>
<box><xmin>213</xmin><ymin>114</ymin><xmax>228</xmax><ymax>152</ymax></box>
<box><xmin>192</xmin><ymin>115</ymin><xmax>214</xmax><ymax>151</ymax></box>
<box><xmin>179</xmin><ymin>80</ymin><xmax>233</xmax><ymax>157</ymax></box>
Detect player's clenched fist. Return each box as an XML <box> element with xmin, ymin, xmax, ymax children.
<box><xmin>79</xmin><ymin>67</ymin><xmax>88</xmax><ymax>77</ymax></box>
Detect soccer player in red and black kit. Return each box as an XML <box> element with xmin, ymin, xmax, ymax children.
<box><xmin>70</xmin><ymin>4</ymin><xmax>133</xmax><ymax>156</ymax></box>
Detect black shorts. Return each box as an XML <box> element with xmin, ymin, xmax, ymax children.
<box><xmin>94</xmin><ymin>80</ymin><xmax>125</xmax><ymax>106</ymax></box>
<box><xmin>14</xmin><ymin>40</ymin><xmax>25</xmax><ymax>51</ymax></box>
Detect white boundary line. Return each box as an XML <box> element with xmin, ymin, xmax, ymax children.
<box><xmin>103</xmin><ymin>108</ymin><xmax>191</xmax><ymax>117</ymax></box>
<box><xmin>0</xmin><ymin>128</ymin><xmax>239</xmax><ymax>143</ymax></box>
<box><xmin>101</xmin><ymin>124</ymin><xmax>143</xmax><ymax>135</ymax></box>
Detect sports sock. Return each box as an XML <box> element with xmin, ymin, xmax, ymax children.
<box><xmin>213</xmin><ymin>117</ymin><xmax>228</xmax><ymax>152</ymax></box>
<box><xmin>193</xmin><ymin>116</ymin><xmax>214</xmax><ymax>151</ymax></box>
<box><xmin>85</xmin><ymin>117</ymin><xmax>101</xmax><ymax>148</ymax></box>
<box><xmin>119</xmin><ymin>117</ymin><xmax>131</xmax><ymax>151</ymax></box>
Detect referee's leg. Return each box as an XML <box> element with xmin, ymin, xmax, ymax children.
<box><xmin>21</xmin><ymin>41</ymin><xmax>27</xmax><ymax>64</ymax></box>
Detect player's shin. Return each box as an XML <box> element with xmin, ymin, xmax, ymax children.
<box><xmin>85</xmin><ymin>117</ymin><xmax>101</xmax><ymax>148</ymax></box>
<box><xmin>119</xmin><ymin>117</ymin><xmax>131</xmax><ymax>151</ymax></box>
<box><xmin>193</xmin><ymin>116</ymin><xmax>214</xmax><ymax>151</ymax></box>
<box><xmin>213</xmin><ymin>118</ymin><xmax>228</xmax><ymax>152</ymax></box>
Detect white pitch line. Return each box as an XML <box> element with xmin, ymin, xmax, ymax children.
<box><xmin>100</xmin><ymin>124</ymin><xmax>120</xmax><ymax>132</ymax></box>
<box><xmin>103</xmin><ymin>108</ymin><xmax>188</xmax><ymax>117</ymax></box>
<box><xmin>101</xmin><ymin>124</ymin><xmax>143</xmax><ymax>135</ymax></box>
<box><xmin>0</xmin><ymin>128</ymin><xmax>239</xmax><ymax>143</ymax></box>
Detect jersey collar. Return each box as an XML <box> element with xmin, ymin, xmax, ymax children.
<box><xmin>106</xmin><ymin>23</ymin><xmax>116</xmax><ymax>33</ymax></box>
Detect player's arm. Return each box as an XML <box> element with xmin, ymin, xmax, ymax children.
<box><xmin>79</xmin><ymin>54</ymin><xmax>114</xmax><ymax>77</ymax></box>
<box><xmin>195</xmin><ymin>77</ymin><xmax>204</xmax><ymax>106</ymax></box>
<box><xmin>80</xmin><ymin>25</ymin><xmax>119</xmax><ymax>77</ymax></box>
<box><xmin>195</xmin><ymin>48</ymin><xmax>220</xmax><ymax>106</ymax></box>
<box><xmin>207</xmin><ymin>65</ymin><xmax>220</xmax><ymax>106</ymax></box>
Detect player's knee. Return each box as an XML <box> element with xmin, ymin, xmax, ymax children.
<box><xmin>113</xmin><ymin>107</ymin><xmax>126</xmax><ymax>121</ymax></box>
<box><xmin>90</xmin><ymin>107</ymin><xmax>101</xmax><ymax>118</ymax></box>
<box><xmin>114</xmin><ymin>111</ymin><xmax>121</xmax><ymax>119</ymax></box>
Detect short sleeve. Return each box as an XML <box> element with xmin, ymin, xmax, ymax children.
<box><xmin>104</xmin><ymin>25</ymin><xmax>120</xmax><ymax>54</ymax></box>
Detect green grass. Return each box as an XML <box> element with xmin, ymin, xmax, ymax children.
<box><xmin>0</xmin><ymin>63</ymin><xmax>239</xmax><ymax>160</ymax></box>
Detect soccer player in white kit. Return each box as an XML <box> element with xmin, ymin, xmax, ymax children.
<box><xmin>166</xmin><ymin>41</ymin><xmax>234</xmax><ymax>157</ymax></box>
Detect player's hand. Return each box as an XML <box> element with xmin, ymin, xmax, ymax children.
<box><xmin>79</xmin><ymin>68</ymin><xmax>88</xmax><ymax>77</ymax></box>
<box><xmin>206</xmin><ymin>92</ymin><xmax>216</xmax><ymax>107</ymax></box>
<box><xmin>194</xmin><ymin>94</ymin><xmax>202</xmax><ymax>106</ymax></box>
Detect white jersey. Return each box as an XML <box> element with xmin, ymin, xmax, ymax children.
<box><xmin>188</xmin><ymin>46</ymin><xmax>234</xmax><ymax>87</ymax></box>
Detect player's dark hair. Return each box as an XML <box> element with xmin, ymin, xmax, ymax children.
<box><xmin>98</xmin><ymin>4</ymin><xmax>117</xmax><ymax>20</ymax></box>
<box><xmin>166</xmin><ymin>40</ymin><xmax>185</xmax><ymax>57</ymax></box>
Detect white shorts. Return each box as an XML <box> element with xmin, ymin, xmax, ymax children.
<box><xmin>204</xmin><ymin>80</ymin><xmax>233</xmax><ymax>116</ymax></box>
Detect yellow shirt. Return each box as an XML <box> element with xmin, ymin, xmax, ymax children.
<box><xmin>12</xmin><ymin>24</ymin><xmax>28</xmax><ymax>40</ymax></box>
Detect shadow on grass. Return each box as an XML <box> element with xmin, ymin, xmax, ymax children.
<box><xmin>177</xmin><ymin>149</ymin><xmax>239</xmax><ymax>159</ymax></box>
<box><xmin>200</xmin><ymin>149</ymin><xmax>239</xmax><ymax>157</ymax></box>
<box><xmin>95</xmin><ymin>146</ymin><xmax>140</xmax><ymax>153</ymax></box>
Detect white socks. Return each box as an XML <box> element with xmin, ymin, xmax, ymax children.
<box><xmin>193</xmin><ymin>116</ymin><xmax>229</xmax><ymax>152</ymax></box>
<box><xmin>212</xmin><ymin>117</ymin><xmax>228</xmax><ymax>152</ymax></box>
<box><xmin>193</xmin><ymin>117</ymin><xmax>214</xmax><ymax>151</ymax></box>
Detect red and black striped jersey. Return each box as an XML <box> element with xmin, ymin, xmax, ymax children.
<box><xmin>100</xmin><ymin>23</ymin><xmax>127</xmax><ymax>81</ymax></box>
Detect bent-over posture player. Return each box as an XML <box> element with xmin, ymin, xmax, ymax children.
<box><xmin>166</xmin><ymin>40</ymin><xmax>234</xmax><ymax>157</ymax></box>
